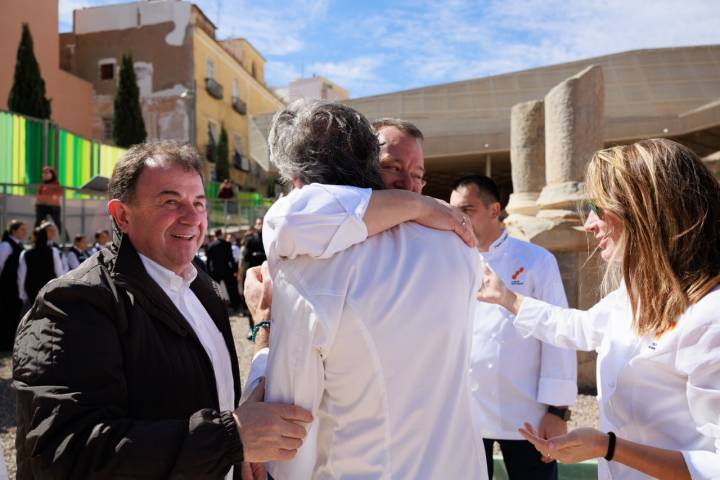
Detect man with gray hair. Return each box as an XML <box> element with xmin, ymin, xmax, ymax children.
<box><xmin>259</xmin><ymin>101</ymin><xmax>488</xmax><ymax>479</ymax></box>
<box><xmin>13</xmin><ymin>141</ymin><xmax>312</xmax><ymax>479</ymax></box>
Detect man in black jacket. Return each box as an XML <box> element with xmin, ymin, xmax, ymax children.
<box><xmin>206</xmin><ymin>228</ymin><xmax>241</xmax><ymax>311</ymax></box>
<box><xmin>13</xmin><ymin>141</ymin><xmax>311</xmax><ymax>479</ymax></box>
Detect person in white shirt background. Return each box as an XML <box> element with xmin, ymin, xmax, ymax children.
<box><xmin>17</xmin><ymin>222</ymin><xmax>66</xmax><ymax>306</ymax></box>
<box><xmin>257</xmin><ymin>100</ymin><xmax>488</xmax><ymax>479</ymax></box>
<box><xmin>479</xmin><ymin>138</ymin><xmax>720</xmax><ymax>480</ymax></box>
<box><xmin>449</xmin><ymin>174</ymin><xmax>577</xmax><ymax>479</ymax></box>
<box><xmin>66</xmin><ymin>234</ymin><xmax>90</xmax><ymax>270</ymax></box>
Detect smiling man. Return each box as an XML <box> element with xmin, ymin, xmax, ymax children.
<box><xmin>13</xmin><ymin>142</ymin><xmax>311</xmax><ymax>479</ymax></box>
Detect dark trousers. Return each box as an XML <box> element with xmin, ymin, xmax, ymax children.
<box><xmin>484</xmin><ymin>438</ymin><xmax>558</xmax><ymax>480</ymax></box>
<box><xmin>220</xmin><ymin>273</ymin><xmax>241</xmax><ymax>311</ymax></box>
<box><xmin>35</xmin><ymin>204</ymin><xmax>65</xmax><ymax>240</ymax></box>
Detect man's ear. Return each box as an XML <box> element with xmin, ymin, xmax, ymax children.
<box><xmin>108</xmin><ymin>199</ymin><xmax>131</xmax><ymax>233</ymax></box>
<box><xmin>490</xmin><ymin>201</ymin><xmax>502</xmax><ymax>220</ymax></box>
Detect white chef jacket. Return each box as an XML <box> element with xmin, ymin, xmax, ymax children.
<box><xmin>246</xmin><ymin>184</ymin><xmax>372</xmax><ymax>392</ymax></box>
<box><xmin>515</xmin><ymin>286</ymin><xmax>720</xmax><ymax>480</ymax></box>
<box><xmin>472</xmin><ymin>230</ymin><xmax>576</xmax><ymax>440</ymax></box>
<box><xmin>263</xmin><ymin>191</ymin><xmax>488</xmax><ymax>479</ymax></box>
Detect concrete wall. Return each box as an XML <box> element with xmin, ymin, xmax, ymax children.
<box><xmin>61</xmin><ymin>20</ymin><xmax>194</xmax><ymax>144</ymax></box>
<box><xmin>1</xmin><ymin>0</ymin><xmax>94</xmax><ymax>137</ymax></box>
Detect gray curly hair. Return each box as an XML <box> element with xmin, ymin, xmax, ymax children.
<box><xmin>268</xmin><ymin>100</ymin><xmax>385</xmax><ymax>189</ymax></box>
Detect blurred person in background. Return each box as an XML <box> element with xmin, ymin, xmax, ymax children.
<box><xmin>0</xmin><ymin>220</ymin><xmax>26</xmax><ymax>350</ymax></box>
<box><xmin>206</xmin><ymin>228</ymin><xmax>242</xmax><ymax>312</ymax></box>
<box><xmin>479</xmin><ymin>139</ymin><xmax>720</xmax><ymax>480</ymax></box>
<box><xmin>66</xmin><ymin>234</ymin><xmax>90</xmax><ymax>270</ymax></box>
<box><xmin>242</xmin><ymin>217</ymin><xmax>266</xmax><ymax>270</ymax></box>
<box><xmin>17</xmin><ymin>222</ymin><xmax>65</xmax><ymax>308</ymax></box>
<box><xmin>91</xmin><ymin>229</ymin><xmax>110</xmax><ymax>254</ymax></box>
<box><xmin>35</xmin><ymin>166</ymin><xmax>63</xmax><ymax>235</ymax></box>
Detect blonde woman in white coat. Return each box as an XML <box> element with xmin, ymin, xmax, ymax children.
<box><xmin>479</xmin><ymin>138</ymin><xmax>720</xmax><ymax>480</ymax></box>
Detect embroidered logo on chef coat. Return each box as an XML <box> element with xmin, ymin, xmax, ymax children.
<box><xmin>511</xmin><ymin>267</ymin><xmax>525</xmax><ymax>285</ymax></box>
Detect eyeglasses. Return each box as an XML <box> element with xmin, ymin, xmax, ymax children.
<box><xmin>584</xmin><ymin>200</ymin><xmax>603</xmax><ymax>218</ymax></box>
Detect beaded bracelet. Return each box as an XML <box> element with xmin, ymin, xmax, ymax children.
<box><xmin>250</xmin><ymin>321</ymin><xmax>271</xmax><ymax>343</ymax></box>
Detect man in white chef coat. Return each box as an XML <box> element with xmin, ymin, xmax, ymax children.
<box><xmin>259</xmin><ymin>101</ymin><xmax>488</xmax><ymax>479</ymax></box>
<box><xmin>450</xmin><ymin>174</ymin><xmax>577</xmax><ymax>479</ymax></box>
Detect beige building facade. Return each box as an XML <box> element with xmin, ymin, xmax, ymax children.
<box><xmin>61</xmin><ymin>1</ymin><xmax>284</xmax><ymax>191</ymax></box>
<box><xmin>341</xmin><ymin>45</ymin><xmax>720</xmax><ymax>200</ymax></box>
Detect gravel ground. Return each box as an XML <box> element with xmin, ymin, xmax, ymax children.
<box><xmin>0</xmin><ymin>315</ymin><xmax>598</xmax><ymax>479</ymax></box>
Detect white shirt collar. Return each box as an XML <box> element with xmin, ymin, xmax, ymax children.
<box><xmin>138</xmin><ymin>253</ymin><xmax>197</xmax><ymax>294</ymax></box>
<box><xmin>486</xmin><ymin>229</ymin><xmax>509</xmax><ymax>254</ymax></box>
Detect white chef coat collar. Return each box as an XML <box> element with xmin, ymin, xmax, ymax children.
<box><xmin>487</xmin><ymin>229</ymin><xmax>509</xmax><ymax>253</ymax></box>
<box><xmin>139</xmin><ymin>253</ymin><xmax>197</xmax><ymax>294</ymax></box>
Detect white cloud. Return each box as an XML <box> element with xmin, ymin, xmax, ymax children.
<box><xmin>265</xmin><ymin>60</ymin><xmax>302</xmax><ymax>89</ymax></box>
<box><xmin>305</xmin><ymin>55</ymin><xmax>395</xmax><ymax>96</ymax></box>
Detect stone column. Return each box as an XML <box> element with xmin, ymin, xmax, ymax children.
<box><xmin>537</xmin><ymin>64</ymin><xmax>604</xmax><ymax>209</ymax></box>
<box><xmin>505</xmin><ymin>65</ymin><xmax>605</xmax><ymax>393</ymax></box>
<box><xmin>506</xmin><ymin>99</ymin><xmax>545</xmax><ymax>216</ymax></box>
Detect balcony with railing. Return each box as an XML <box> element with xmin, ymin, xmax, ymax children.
<box><xmin>232</xmin><ymin>96</ymin><xmax>247</xmax><ymax>115</ymax></box>
<box><xmin>205</xmin><ymin>77</ymin><xmax>223</xmax><ymax>99</ymax></box>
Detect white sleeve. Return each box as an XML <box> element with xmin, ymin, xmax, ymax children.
<box><xmin>264</xmin><ymin>269</ymin><xmax>345</xmax><ymax>480</ymax></box>
<box><xmin>263</xmin><ymin>184</ymin><xmax>371</xmax><ymax>263</ymax></box>
<box><xmin>242</xmin><ymin>348</ymin><xmax>268</xmax><ymax>402</ymax></box>
<box><xmin>677</xmin><ymin>316</ymin><xmax>720</xmax><ymax>479</ymax></box>
<box><xmin>514</xmin><ymin>289</ymin><xmax>619</xmax><ymax>352</ymax></box>
<box><xmin>52</xmin><ymin>248</ymin><xmax>66</xmax><ymax>276</ymax></box>
<box><xmin>533</xmin><ymin>253</ymin><xmax>578</xmax><ymax>407</ymax></box>
<box><xmin>67</xmin><ymin>251</ymin><xmax>80</xmax><ymax>270</ymax></box>
<box><xmin>17</xmin><ymin>251</ymin><xmax>27</xmax><ymax>302</ymax></box>
<box><xmin>0</xmin><ymin>242</ymin><xmax>11</xmax><ymax>274</ymax></box>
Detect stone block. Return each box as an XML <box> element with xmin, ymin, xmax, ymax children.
<box><xmin>541</xmin><ymin>65</ymin><xmax>604</xmax><ymax>210</ymax></box>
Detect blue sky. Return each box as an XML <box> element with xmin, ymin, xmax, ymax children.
<box><xmin>60</xmin><ymin>0</ymin><xmax>720</xmax><ymax>98</ymax></box>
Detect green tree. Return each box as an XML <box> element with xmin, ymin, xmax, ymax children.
<box><xmin>113</xmin><ymin>52</ymin><xmax>146</xmax><ymax>147</ymax></box>
<box><xmin>7</xmin><ymin>23</ymin><xmax>51</xmax><ymax>119</ymax></box>
<box><xmin>215</xmin><ymin>125</ymin><xmax>229</xmax><ymax>181</ymax></box>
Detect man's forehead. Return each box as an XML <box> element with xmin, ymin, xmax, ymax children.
<box><xmin>137</xmin><ymin>164</ymin><xmax>204</xmax><ymax>195</ymax></box>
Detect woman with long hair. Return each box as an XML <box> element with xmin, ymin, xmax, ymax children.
<box><xmin>479</xmin><ymin>138</ymin><xmax>720</xmax><ymax>479</ymax></box>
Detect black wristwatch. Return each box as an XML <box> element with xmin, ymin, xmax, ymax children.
<box><xmin>547</xmin><ymin>405</ymin><xmax>571</xmax><ymax>421</ymax></box>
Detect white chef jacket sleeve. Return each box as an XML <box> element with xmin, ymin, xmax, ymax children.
<box><xmin>264</xmin><ymin>184</ymin><xmax>370</xmax><ymax>262</ymax></box>
<box><xmin>514</xmin><ymin>288</ymin><xmax>619</xmax><ymax>352</ymax></box>
<box><xmin>533</xmin><ymin>253</ymin><xmax>577</xmax><ymax>407</ymax></box>
<box><xmin>242</xmin><ymin>348</ymin><xmax>268</xmax><ymax>402</ymax></box>
<box><xmin>264</xmin><ymin>269</ymin><xmax>345</xmax><ymax>480</ymax></box>
<box><xmin>677</xmin><ymin>314</ymin><xmax>720</xmax><ymax>479</ymax></box>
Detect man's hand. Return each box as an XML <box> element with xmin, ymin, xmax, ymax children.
<box><xmin>244</xmin><ymin>262</ymin><xmax>272</xmax><ymax>324</ymax></box>
<box><xmin>537</xmin><ymin>412</ymin><xmax>569</xmax><ymax>462</ymax></box>
<box><xmin>234</xmin><ymin>378</ymin><xmax>313</xmax><ymax>463</ymax></box>
<box><xmin>414</xmin><ymin>196</ymin><xmax>477</xmax><ymax>248</ymax></box>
